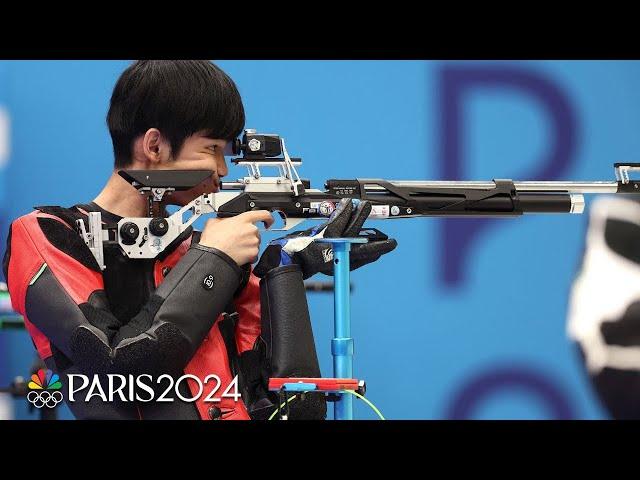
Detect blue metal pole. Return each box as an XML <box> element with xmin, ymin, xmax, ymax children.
<box><xmin>315</xmin><ymin>237</ymin><xmax>367</xmax><ymax>420</ymax></box>
<box><xmin>332</xmin><ymin>241</ymin><xmax>353</xmax><ymax>420</ymax></box>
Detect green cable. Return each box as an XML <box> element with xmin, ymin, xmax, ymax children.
<box><xmin>343</xmin><ymin>390</ymin><xmax>385</xmax><ymax>420</ymax></box>
<box><xmin>268</xmin><ymin>394</ymin><xmax>298</xmax><ymax>420</ymax></box>
<box><xmin>267</xmin><ymin>390</ymin><xmax>385</xmax><ymax>420</ymax></box>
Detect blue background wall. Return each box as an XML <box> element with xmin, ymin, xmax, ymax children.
<box><xmin>2</xmin><ymin>60</ymin><xmax>637</xmax><ymax>419</ymax></box>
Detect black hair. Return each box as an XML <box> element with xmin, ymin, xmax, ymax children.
<box><xmin>107</xmin><ymin>60</ymin><xmax>245</xmax><ymax>168</ymax></box>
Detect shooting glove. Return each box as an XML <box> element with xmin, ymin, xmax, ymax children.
<box><xmin>253</xmin><ymin>198</ymin><xmax>397</xmax><ymax>279</ymax></box>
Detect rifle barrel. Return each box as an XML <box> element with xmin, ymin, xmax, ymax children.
<box><xmin>364</xmin><ymin>181</ymin><xmax>619</xmax><ymax>194</ymax></box>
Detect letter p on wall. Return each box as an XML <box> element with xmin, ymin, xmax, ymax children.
<box><xmin>437</xmin><ymin>64</ymin><xmax>578</xmax><ymax>288</ymax></box>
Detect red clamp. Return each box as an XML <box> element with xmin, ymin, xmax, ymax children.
<box><xmin>268</xmin><ymin>377</ymin><xmax>365</xmax><ymax>394</ymax></box>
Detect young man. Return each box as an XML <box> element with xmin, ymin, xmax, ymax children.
<box><xmin>2</xmin><ymin>61</ymin><xmax>396</xmax><ymax>420</ymax></box>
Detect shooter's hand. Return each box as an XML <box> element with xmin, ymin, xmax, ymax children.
<box><xmin>253</xmin><ymin>198</ymin><xmax>397</xmax><ymax>279</ymax></box>
<box><xmin>199</xmin><ymin>210</ymin><xmax>274</xmax><ymax>267</ymax></box>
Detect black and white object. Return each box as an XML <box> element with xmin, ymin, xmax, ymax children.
<box><xmin>567</xmin><ymin>196</ymin><xmax>640</xmax><ymax>373</ymax></box>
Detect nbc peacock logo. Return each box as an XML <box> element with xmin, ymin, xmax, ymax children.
<box><xmin>27</xmin><ymin>369</ymin><xmax>63</xmax><ymax>409</ymax></box>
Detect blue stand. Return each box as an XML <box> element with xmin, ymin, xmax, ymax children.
<box><xmin>314</xmin><ymin>237</ymin><xmax>367</xmax><ymax>420</ymax></box>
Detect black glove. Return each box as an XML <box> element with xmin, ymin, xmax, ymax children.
<box><xmin>253</xmin><ymin>198</ymin><xmax>397</xmax><ymax>279</ymax></box>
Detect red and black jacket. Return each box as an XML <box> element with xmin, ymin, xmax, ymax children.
<box><xmin>3</xmin><ymin>202</ymin><xmax>274</xmax><ymax>420</ymax></box>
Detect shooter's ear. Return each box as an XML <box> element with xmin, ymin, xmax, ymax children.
<box><xmin>140</xmin><ymin>128</ymin><xmax>170</xmax><ymax>165</ymax></box>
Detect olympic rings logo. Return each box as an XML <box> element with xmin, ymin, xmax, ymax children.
<box><xmin>27</xmin><ymin>390</ymin><xmax>63</xmax><ymax>409</ymax></box>
<box><xmin>27</xmin><ymin>369</ymin><xmax>64</xmax><ymax>409</ymax></box>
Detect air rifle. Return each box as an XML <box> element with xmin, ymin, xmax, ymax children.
<box><xmin>77</xmin><ymin>129</ymin><xmax>640</xmax><ymax>270</ymax></box>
